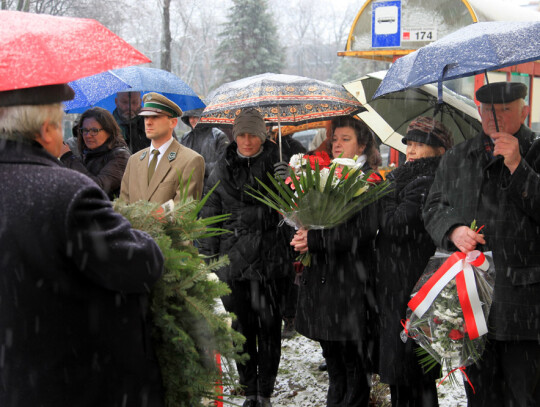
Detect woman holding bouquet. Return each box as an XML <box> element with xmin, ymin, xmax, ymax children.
<box><xmin>290</xmin><ymin>116</ymin><xmax>380</xmax><ymax>407</ymax></box>
<box><xmin>375</xmin><ymin>116</ymin><xmax>453</xmax><ymax>407</ymax></box>
<box><xmin>199</xmin><ymin>108</ymin><xmax>294</xmax><ymax>407</ymax></box>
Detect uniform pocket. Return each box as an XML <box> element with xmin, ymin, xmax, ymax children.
<box><xmin>509</xmin><ymin>266</ymin><xmax>540</xmax><ymax>286</ymax></box>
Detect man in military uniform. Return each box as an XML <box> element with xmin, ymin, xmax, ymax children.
<box><xmin>120</xmin><ymin>92</ymin><xmax>204</xmax><ymax>204</ymax></box>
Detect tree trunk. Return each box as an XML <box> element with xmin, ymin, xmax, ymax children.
<box><xmin>161</xmin><ymin>0</ymin><xmax>172</xmax><ymax>71</ymax></box>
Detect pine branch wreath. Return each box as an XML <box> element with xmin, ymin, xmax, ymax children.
<box><xmin>114</xmin><ymin>183</ymin><xmax>246</xmax><ymax>406</ymax></box>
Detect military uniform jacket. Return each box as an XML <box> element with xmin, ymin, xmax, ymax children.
<box><xmin>120</xmin><ymin>138</ymin><xmax>205</xmax><ymax>204</ymax></box>
<box><xmin>424</xmin><ymin>125</ymin><xmax>540</xmax><ymax>340</ymax></box>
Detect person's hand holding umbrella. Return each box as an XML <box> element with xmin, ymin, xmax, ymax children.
<box><xmin>491</xmin><ymin>132</ymin><xmax>521</xmax><ymax>174</ymax></box>
<box><xmin>479</xmin><ymin>98</ymin><xmax>530</xmax><ymax>174</ymax></box>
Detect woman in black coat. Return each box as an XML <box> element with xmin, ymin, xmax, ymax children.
<box><xmin>61</xmin><ymin>107</ymin><xmax>131</xmax><ymax>199</ymax></box>
<box><xmin>290</xmin><ymin>116</ymin><xmax>380</xmax><ymax>407</ymax></box>
<box><xmin>200</xmin><ymin>108</ymin><xmax>293</xmax><ymax>407</ymax></box>
<box><xmin>375</xmin><ymin>116</ymin><xmax>453</xmax><ymax>407</ymax></box>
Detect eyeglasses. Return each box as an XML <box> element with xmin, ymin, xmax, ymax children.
<box><xmin>79</xmin><ymin>127</ymin><xmax>104</xmax><ymax>136</ymax></box>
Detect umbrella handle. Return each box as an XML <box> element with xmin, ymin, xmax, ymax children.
<box><xmin>278</xmin><ymin>107</ymin><xmax>283</xmax><ymax>162</ymax></box>
<box><xmin>483</xmin><ymin>71</ymin><xmax>500</xmax><ymax>132</ymax></box>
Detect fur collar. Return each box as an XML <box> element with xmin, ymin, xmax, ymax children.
<box><xmin>388</xmin><ymin>156</ymin><xmax>441</xmax><ymax>195</ymax></box>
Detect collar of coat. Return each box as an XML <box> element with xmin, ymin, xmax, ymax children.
<box><xmin>0</xmin><ymin>138</ymin><xmax>59</xmax><ymax>167</ymax></box>
<box><xmin>388</xmin><ymin>156</ymin><xmax>441</xmax><ymax>196</ymax></box>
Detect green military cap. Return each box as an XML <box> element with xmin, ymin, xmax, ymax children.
<box><xmin>139</xmin><ymin>92</ymin><xmax>182</xmax><ymax>118</ymax></box>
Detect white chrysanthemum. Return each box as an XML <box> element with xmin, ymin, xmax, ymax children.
<box><xmin>289</xmin><ymin>153</ymin><xmax>305</xmax><ymax>170</ymax></box>
<box><xmin>440</xmin><ymin>289</ymin><xmax>455</xmax><ymax>299</ymax></box>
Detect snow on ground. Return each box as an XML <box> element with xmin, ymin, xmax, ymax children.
<box><xmin>223</xmin><ymin>333</ymin><xmax>467</xmax><ymax>406</ymax></box>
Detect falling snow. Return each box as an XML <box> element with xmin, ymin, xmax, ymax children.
<box><xmin>223</xmin><ymin>333</ymin><xmax>468</xmax><ymax>406</ymax></box>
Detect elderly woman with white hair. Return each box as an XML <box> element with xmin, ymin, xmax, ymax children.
<box><xmin>200</xmin><ymin>108</ymin><xmax>294</xmax><ymax>407</ymax></box>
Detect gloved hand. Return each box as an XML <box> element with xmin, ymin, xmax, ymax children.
<box><xmin>273</xmin><ymin>161</ymin><xmax>290</xmax><ymax>180</ymax></box>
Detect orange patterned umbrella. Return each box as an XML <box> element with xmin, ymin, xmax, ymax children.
<box><xmin>199</xmin><ymin>73</ymin><xmax>364</xmax><ymax>126</ymax></box>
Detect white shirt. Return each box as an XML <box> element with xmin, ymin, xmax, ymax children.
<box><xmin>148</xmin><ymin>137</ymin><xmax>174</xmax><ymax>169</ymax></box>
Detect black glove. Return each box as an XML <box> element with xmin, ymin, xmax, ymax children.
<box><xmin>273</xmin><ymin>161</ymin><xmax>290</xmax><ymax>180</ymax></box>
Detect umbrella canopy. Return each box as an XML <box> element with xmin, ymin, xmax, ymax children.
<box><xmin>64</xmin><ymin>67</ymin><xmax>205</xmax><ymax>113</ymax></box>
<box><xmin>199</xmin><ymin>73</ymin><xmax>364</xmax><ymax>126</ymax></box>
<box><xmin>374</xmin><ymin>21</ymin><xmax>540</xmax><ymax>100</ymax></box>
<box><xmin>0</xmin><ymin>11</ymin><xmax>150</xmax><ymax>92</ymax></box>
<box><xmin>345</xmin><ymin>71</ymin><xmax>482</xmax><ymax>154</ymax></box>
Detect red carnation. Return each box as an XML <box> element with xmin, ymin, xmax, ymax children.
<box><xmin>305</xmin><ymin>151</ymin><xmax>331</xmax><ymax>170</ymax></box>
<box><xmin>448</xmin><ymin>329</ymin><xmax>465</xmax><ymax>340</ymax></box>
<box><xmin>367</xmin><ymin>172</ymin><xmax>383</xmax><ymax>184</ymax></box>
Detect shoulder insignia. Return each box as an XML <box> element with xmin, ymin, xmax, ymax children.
<box><xmin>140</xmin><ymin>151</ymin><xmax>147</xmax><ymax>160</ymax></box>
<box><xmin>168</xmin><ymin>152</ymin><xmax>177</xmax><ymax>161</ymax></box>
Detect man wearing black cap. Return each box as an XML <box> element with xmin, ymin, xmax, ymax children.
<box><xmin>179</xmin><ymin>107</ymin><xmax>229</xmax><ymax>184</ymax></box>
<box><xmin>424</xmin><ymin>81</ymin><xmax>540</xmax><ymax>406</ymax></box>
<box><xmin>120</xmin><ymin>92</ymin><xmax>205</xmax><ymax>204</ymax></box>
<box><xmin>0</xmin><ymin>84</ymin><xmax>165</xmax><ymax>406</ymax></box>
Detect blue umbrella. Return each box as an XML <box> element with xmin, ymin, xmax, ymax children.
<box><xmin>65</xmin><ymin>66</ymin><xmax>205</xmax><ymax>113</ymax></box>
<box><xmin>374</xmin><ymin>21</ymin><xmax>540</xmax><ymax>101</ymax></box>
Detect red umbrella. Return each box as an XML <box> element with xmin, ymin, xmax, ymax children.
<box><xmin>0</xmin><ymin>11</ymin><xmax>151</xmax><ymax>92</ymax></box>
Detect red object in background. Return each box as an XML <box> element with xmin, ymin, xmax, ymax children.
<box><xmin>0</xmin><ymin>11</ymin><xmax>150</xmax><ymax>92</ymax></box>
<box><xmin>214</xmin><ymin>353</ymin><xmax>223</xmax><ymax>407</ymax></box>
<box><xmin>389</xmin><ymin>147</ymin><xmax>401</xmax><ymax>166</ymax></box>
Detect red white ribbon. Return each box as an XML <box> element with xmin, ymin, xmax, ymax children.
<box><xmin>408</xmin><ymin>251</ymin><xmax>489</xmax><ymax>340</ymax></box>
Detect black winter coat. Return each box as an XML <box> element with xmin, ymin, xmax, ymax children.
<box><xmin>295</xmin><ymin>203</ymin><xmax>378</xmax><ymax>342</ymax></box>
<box><xmin>375</xmin><ymin>157</ymin><xmax>442</xmax><ymax>385</ymax></box>
<box><xmin>61</xmin><ymin>143</ymin><xmax>131</xmax><ymax>200</ymax></box>
<box><xmin>199</xmin><ymin>140</ymin><xmax>294</xmax><ymax>283</ymax></box>
<box><xmin>424</xmin><ymin>125</ymin><xmax>540</xmax><ymax>341</ymax></box>
<box><xmin>0</xmin><ymin>139</ymin><xmax>164</xmax><ymax>407</ymax></box>
<box><xmin>113</xmin><ymin>108</ymin><xmax>150</xmax><ymax>153</ymax></box>
<box><xmin>180</xmin><ymin>126</ymin><xmax>229</xmax><ymax>182</ymax></box>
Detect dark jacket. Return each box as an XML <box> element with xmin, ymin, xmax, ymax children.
<box><xmin>199</xmin><ymin>140</ymin><xmax>293</xmax><ymax>283</ymax></box>
<box><xmin>180</xmin><ymin>126</ymin><xmax>229</xmax><ymax>182</ymax></box>
<box><xmin>0</xmin><ymin>139</ymin><xmax>164</xmax><ymax>407</ymax></box>
<box><xmin>61</xmin><ymin>143</ymin><xmax>131</xmax><ymax>200</ymax></box>
<box><xmin>113</xmin><ymin>108</ymin><xmax>149</xmax><ymax>153</ymax></box>
<box><xmin>295</xmin><ymin>202</ymin><xmax>378</xmax><ymax>342</ymax></box>
<box><xmin>424</xmin><ymin>125</ymin><xmax>540</xmax><ymax>341</ymax></box>
<box><xmin>279</xmin><ymin>135</ymin><xmax>307</xmax><ymax>158</ymax></box>
<box><xmin>375</xmin><ymin>157</ymin><xmax>442</xmax><ymax>385</ymax></box>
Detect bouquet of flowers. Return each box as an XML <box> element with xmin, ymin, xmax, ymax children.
<box><xmin>246</xmin><ymin>150</ymin><xmax>390</xmax><ymax>266</ymax></box>
<box><xmin>401</xmin><ymin>249</ymin><xmax>495</xmax><ymax>386</ymax></box>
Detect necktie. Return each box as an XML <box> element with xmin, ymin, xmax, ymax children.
<box><xmin>148</xmin><ymin>150</ymin><xmax>160</xmax><ymax>184</ymax></box>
